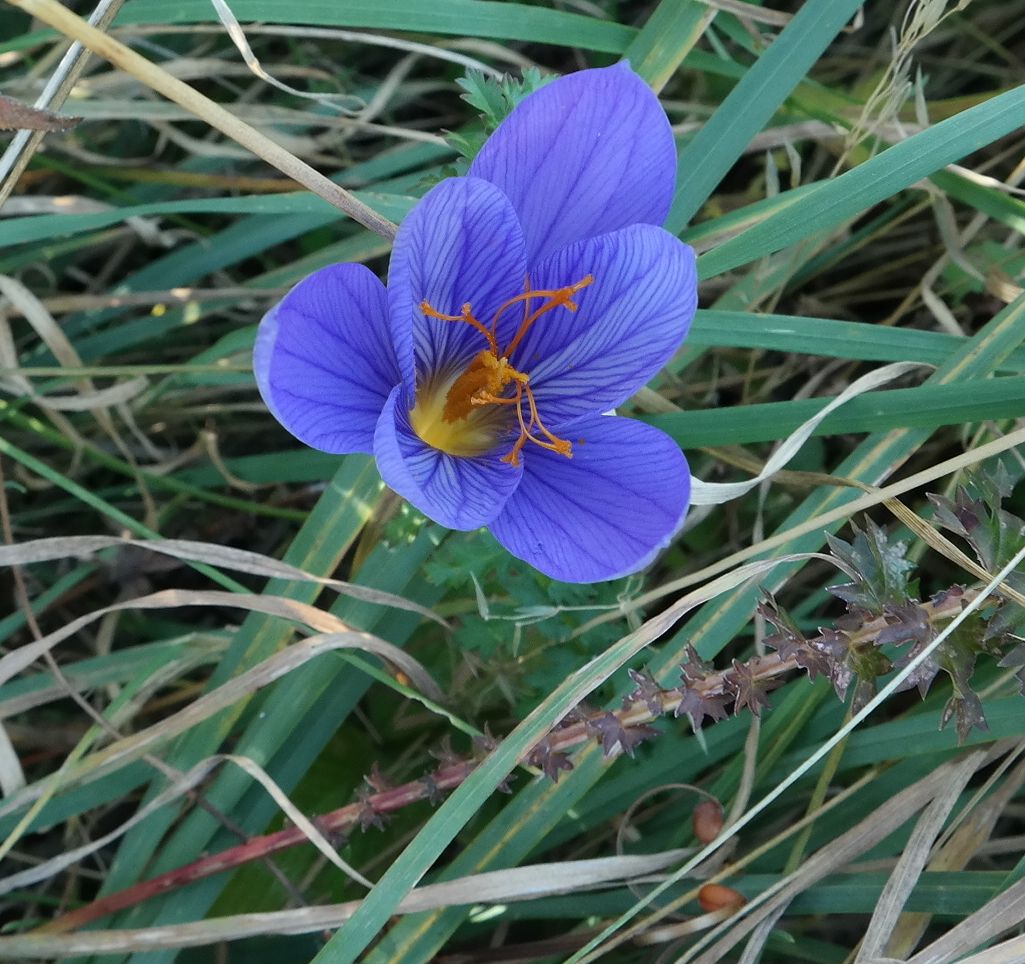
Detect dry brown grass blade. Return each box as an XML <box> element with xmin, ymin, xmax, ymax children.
<box><xmin>0</xmin><ymin>589</ymin><xmax>439</xmax><ymax>696</ymax></box>
<box><xmin>0</xmin><ymin>752</ymin><xmax>374</xmax><ymax>895</ymax></box>
<box><xmin>6</xmin><ymin>0</ymin><xmax>398</xmax><ymax>239</ymax></box>
<box><xmin>906</xmin><ymin>874</ymin><xmax>1025</xmax><ymax>963</ymax></box>
<box><xmin>1</xmin><ymin>273</ymin><xmax>108</xmax><ymax>385</ymax></box>
<box><xmin>0</xmin><ymin>632</ymin><xmax>224</xmax><ymax>720</ymax></box>
<box><xmin>0</xmin><ymin>851</ymin><xmax>689</xmax><ymax>956</ymax></box>
<box><xmin>0</xmin><ymin>534</ymin><xmax>448</xmax><ymax>626</ymax></box>
<box><xmin>0</xmin><ymin>724</ymin><xmax>24</xmax><ymax>797</ymax></box>
<box><xmin>855</xmin><ymin>752</ymin><xmax>983</xmax><ymax>961</ymax></box>
<box><xmin>958</xmin><ymin>933</ymin><xmax>1025</xmax><ymax>964</ymax></box>
<box><xmin>0</xmin><ymin>273</ymin><xmax>158</xmax><ymax>517</ymax></box>
<box><xmin>0</xmin><ymin>275</ymin><xmax>146</xmax><ymax>445</ymax></box>
<box><xmin>207</xmin><ymin>0</ymin><xmax>363</xmax><ymax>112</ymax></box>
<box><xmin>0</xmin><ymin>376</ymin><xmax>148</xmax><ymax>411</ymax></box>
<box><xmin>696</xmin><ymin>0</ymin><xmax>793</xmax><ymax>26</ymax></box>
<box><xmin>0</xmin><ymin>286</ymin><xmax>280</xmax><ymax>317</ymax></box>
<box><xmin>40</xmin><ymin>94</ymin><xmax>445</xmax><ymax>148</ymax></box>
<box><xmin>113</xmin><ymin>23</ymin><xmax>516</xmax><ymax>75</ymax></box>
<box><xmin>683</xmin><ymin>748</ymin><xmax>996</xmax><ymax>963</ymax></box>
<box><xmin>885</xmin><ymin>750</ymin><xmax>1025</xmax><ymax>959</ymax></box>
<box><xmin>0</xmin><ymin>594</ymin><xmax>440</xmax><ymax>827</ymax></box>
<box><xmin>690</xmin><ymin>361</ymin><xmax>931</xmax><ymax>506</ymax></box>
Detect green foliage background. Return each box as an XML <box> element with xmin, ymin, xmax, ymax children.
<box><xmin>2</xmin><ymin>0</ymin><xmax>1025</xmax><ymax>961</ymax></box>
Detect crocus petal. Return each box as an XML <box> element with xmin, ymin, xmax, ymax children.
<box><xmin>374</xmin><ymin>386</ymin><xmax>522</xmax><ymax>530</ymax></box>
<box><xmin>512</xmin><ymin>225</ymin><xmax>696</xmax><ymax>425</ymax></box>
<box><xmin>468</xmin><ymin>62</ymin><xmax>677</xmax><ymax>265</ymax></box>
<box><xmin>388</xmin><ymin>177</ymin><xmax>527</xmax><ymax>390</ymax></box>
<box><xmin>489</xmin><ymin>415</ymin><xmax>689</xmax><ymax>582</ymax></box>
<box><xmin>254</xmin><ymin>263</ymin><xmax>400</xmax><ymax>454</ymax></box>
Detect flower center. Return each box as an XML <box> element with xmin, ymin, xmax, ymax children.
<box><xmin>409</xmin><ymin>274</ymin><xmax>593</xmax><ymax>465</ymax></box>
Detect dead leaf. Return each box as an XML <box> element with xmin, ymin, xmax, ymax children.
<box><xmin>0</xmin><ymin>94</ymin><xmax>81</xmax><ymax>132</ymax></box>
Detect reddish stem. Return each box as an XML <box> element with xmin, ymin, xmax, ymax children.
<box><xmin>40</xmin><ymin>759</ymin><xmax>478</xmax><ymax>934</ymax></box>
<box><xmin>39</xmin><ymin>590</ymin><xmax>970</xmax><ymax>935</ymax></box>
<box><xmin>38</xmin><ymin>654</ymin><xmax>792</xmax><ymax>935</ymax></box>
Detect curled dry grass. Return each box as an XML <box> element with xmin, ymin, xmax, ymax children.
<box><xmin>2</xmin><ymin>0</ymin><xmax>1025</xmax><ymax>961</ymax></box>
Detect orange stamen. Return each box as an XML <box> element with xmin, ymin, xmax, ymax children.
<box><xmin>488</xmin><ymin>274</ymin><xmax>531</xmax><ymax>341</ymax></box>
<box><xmin>420</xmin><ymin>300</ymin><xmax>498</xmax><ymax>355</ymax></box>
<box><xmin>497</xmin><ymin>381</ymin><xmax>566</xmax><ymax>467</ymax></box>
<box><xmin>418</xmin><ymin>272</ymin><xmax>592</xmax><ymax>464</ymax></box>
<box><xmin>499</xmin><ymin>379</ymin><xmax>573</xmax><ymax>467</ymax></box>
<box><xmin>522</xmin><ymin>383</ymin><xmax>572</xmax><ymax>453</ymax></box>
<box><xmin>501</xmin><ymin>381</ymin><xmax>531</xmax><ymax>467</ymax></box>
<box><xmin>503</xmin><ymin>274</ymin><xmax>593</xmax><ymax>358</ymax></box>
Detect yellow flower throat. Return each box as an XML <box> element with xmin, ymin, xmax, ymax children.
<box><xmin>409</xmin><ymin>274</ymin><xmax>594</xmax><ymax>466</ymax></box>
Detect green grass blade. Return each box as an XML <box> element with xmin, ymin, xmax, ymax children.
<box><xmin>3</xmin><ymin>192</ymin><xmax>414</xmax><ymax>246</ymax></box>
<box><xmin>699</xmin><ymin>84</ymin><xmax>1025</xmax><ymax>277</ymax></box>
<box><xmin>666</xmin><ymin>0</ymin><xmax>864</xmax><ymax>231</ymax></box>
<box><xmin>624</xmin><ymin>0</ymin><xmax>714</xmax><ymax>91</ymax></box>
<box><xmin>689</xmin><ymin>309</ymin><xmax>1025</xmax><ymax>369</ymax></box>
<box><xmin>114</xmin><ymin>0</ymin><xmax>637</xmax><ymax>52</ymax></box>
<box><xmin>645</xmin><ymin>374</ymin><xmax>1025</xmax><ymax>447</ymax></box>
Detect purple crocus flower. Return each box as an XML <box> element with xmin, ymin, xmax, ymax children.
<box><xmin>254</xmin><ymin>62</ymin><xmax>697</xmax><ymax>582</ymax></box>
